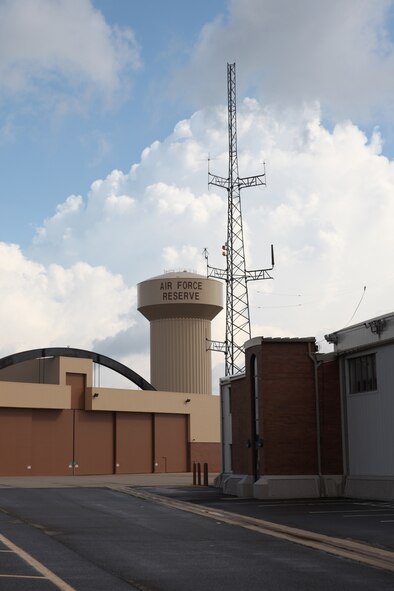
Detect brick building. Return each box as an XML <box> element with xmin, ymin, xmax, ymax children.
<box><xmin>218</xmin><ymin>337</ymin><xmax>343</xmax><ymax>498</ymax></box>
<box><xmin>217</xmin><ymin>312</ymin><xmax>394</xmax><ymax>501</ymax></box>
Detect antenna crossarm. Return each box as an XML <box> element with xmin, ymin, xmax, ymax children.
<box><xmin>238</xmin><ymin>174</ymin><xmax>266</xmax><ymax>189</ymax></box>
<box><xmin>207</xmin><ymin>265</ymin><xmax>228</xmax><ymax>280</ymax></box>
<box><xmin>227</xmin><ymin>269</ymin><xmax>273</xmax><ymax>281</ymax></box>
<box><xmin>245</xmin><ymin>268</ymin><xmax>274</xmax><ymax>281</ymax></box>
<box><xmin>208</xmin><ymin>172</ymin><xmax>229</xmax><ymax>189</ymax></box>
<box><xmin>206</xmin><ymin>339</ymin><xmax>227</xmax><ymax>354</ymax></box>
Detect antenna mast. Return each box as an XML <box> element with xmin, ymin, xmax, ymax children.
<box><xmin>206</xmin><ymin>63</ymin><xmax>274</xmax><ymax>376</ymax></box>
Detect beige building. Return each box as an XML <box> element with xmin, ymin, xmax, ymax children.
<box><xmin>0</xmin><ymin>271</ymin><xmax>223</xmax><ymax>477</ymax></box>
<box><xmin>0</xmin><ymin>351</ymin><xmax>220</xmax><ymax>476</ymax></box>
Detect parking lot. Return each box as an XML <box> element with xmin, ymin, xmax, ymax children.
<box><xmin>138</xmin><ymin>486</ymin><xmax>394</xmax><ymax>550</ymax></box>
<box><xmin>0</xmin><ymin>532</ymin><xmax>71</xmax><ymax>590</ymax></box>
<box><xmin>0</xmin><ymin>476</ymin><xmax>393</xmax><ymax>590</ymax></box>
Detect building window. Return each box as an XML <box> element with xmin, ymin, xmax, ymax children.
<box><xmin>348</xmin><ymin>354</ymin><xmax>377</xmax><ymax>394</ymax></box>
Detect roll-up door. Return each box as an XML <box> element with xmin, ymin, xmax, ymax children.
<box><xmin>74</xmin><ymin>410</ymin><xmax>114</xmax><ymax>475</ymax></box>
<box><xmin>154</xmin><ymin>413</ymin><xmax>188</xmax><ymax>473</ymax></box>
<box><xmin>115</xmin><ymin>412</ymin><xmax>153</xmax><ymax>474</ymax></box>
<box><xmin>0</xmin><ymin>409</ymin><xmax>31</xmax><ymax>476</ymax></box>
<box><xmin>31</xmin><ymin>409</ymin><xmax>73</xmax><ymax>475</ymax></box>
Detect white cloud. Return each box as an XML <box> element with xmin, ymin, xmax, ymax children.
<box><xmin>0</xmin><ymin>0</ymin><xmax>140</xmax><ymax>107</ymax></box>
<box><xmin>0</xmin><ymin>242</ymin><xmax>136</xmax><ymax>358</ymax></box>
<box><xmin>176</xmin><ymin>0</ymin><xmax>394</xmax><ymax>123</ymax></box>
<box><xmin>27</xmin><ymin>99</ymin><xmax>394</xmax><ymax>362</ymax></box>
<box><xmin>3</xmin><ymin>0</ymin><xmax>394</xmax><ymax>382</ymax></box>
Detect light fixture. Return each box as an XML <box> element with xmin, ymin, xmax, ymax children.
<box><xmin>364</xmin><ymin>318</ymin><xmax>387</xmax><ymax>337</ymax></box>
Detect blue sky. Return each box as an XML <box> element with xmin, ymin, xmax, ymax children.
<box><xmin>1</xmin><ymin>0</ymin><xmax>394</xmax><ymax>382</ymax></box>
<box><xmin>0</xmin><ymin>0</ymin><xmax>228</xmax><ymax>245</ymax></box>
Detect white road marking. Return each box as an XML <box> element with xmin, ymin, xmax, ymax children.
<box><xmin>0</xmin><ymin>533</ymin><xmax>76</xmax><ymax>591</ymax></box>
<box><xmin>257</xmin><ymin>501</ymin><xmax>351</xmax><ymax>508</ymax></box>
<box><xmin>0</xmin><ymin>574</ymin><xmax>46</xmax><ymax>579</ymax></box>
<box><xmin>310</xmin><ymin>509</ymin><xmax>392</xmax><ymax>514</ymax></box>
<box><xmin>343</xmin><ymin>514</ymin><xmax>394</xmax><ymax>518</ymax></box>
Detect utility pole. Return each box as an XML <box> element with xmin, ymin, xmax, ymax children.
<box><xmin>205</xmin><ymin>63</ymin><xmax>274</xmax><ymax>376</ymax></box>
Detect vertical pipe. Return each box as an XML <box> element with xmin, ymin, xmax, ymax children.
<box><xmin>203</xmin><ymin>462</ymin><xmax>209</xmax><ymax>486</ymax></box>
<box><xmin>339</xmin><ymin>356</ymin><xmax>349</xmax><ymax>478</ymax></box>
<box><xmin>308</xmin><ymin>343</ymin><xmax>322</xmax><ymax>496</ymax></box>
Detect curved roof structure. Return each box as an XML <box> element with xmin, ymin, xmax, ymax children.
<box><xmin>0</xmin><ymin>347</ymin><xmax>156</xmax><ymax>391</ymax></box>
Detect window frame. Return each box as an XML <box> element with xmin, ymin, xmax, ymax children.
<box><xmin>347</xmin><ymin>353</ymin><xmax>377</xmax><ymax>395</ymax></box>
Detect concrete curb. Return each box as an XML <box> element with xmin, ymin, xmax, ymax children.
<box><xmin>115</xmin><ymin>486</ymin><xmax>394</xmax><ymax>574</ymax></box>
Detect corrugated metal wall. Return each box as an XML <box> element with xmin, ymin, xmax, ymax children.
<box><xmin>346</xmin><ymin>343</ymin><xmax>394</xmax><ymax>476</ymax></box>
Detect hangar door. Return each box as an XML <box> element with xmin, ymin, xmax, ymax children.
<box><xmin>73</xmin><ymin>410</ymin><xmax>114</xmax><ymax>475</ymax></box>
<box><xmin>0</xmin><ymin>409</ymin><xmax>73</xmax><ymax>476</ymax></box>
<box><xmin>154</xmin><ymin>413</ymin><xmax>188</xmax><ymax>473</ymax></box>
<box><xmin>0</xmin><ymin>409</ymin><xmax>189</xmax><ymax>476</ymax></box>
<box><xmin>115</xmin><ymin>412</ymin><xmax>153</xmax><ymax>474</ymax></box>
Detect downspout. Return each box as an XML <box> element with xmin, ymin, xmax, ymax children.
<box><xmin>308</xmin><ymin>342</ymin><xmax>323</xmax><ymax>497</ymax></box>
<box><xmin>338</xmin><ymin>354</ymin><xmax>348</xmax><ymax>486</ymax></box>
<box><xmin>253</xmin><ymin>355</ymin><xmax>262</xmax><ymax>481</ymax></box>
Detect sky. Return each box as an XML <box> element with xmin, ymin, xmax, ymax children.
<box><xmin>1</xmin><ymin>0</ymin><xmax>394</xmax><ymax>388</ymax></box>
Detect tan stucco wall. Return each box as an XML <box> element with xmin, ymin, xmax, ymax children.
<box><xmin>0</xmin><ymin>356</ymin><xmax>92</xmax><ymax>387</ymax></box>
<box><xmin>85</xmin><ymin>387</ymin><xmax>220</xmax><ymax>443</ymax></box>
<box><xmin>0</xmin><ymin>381</ymin><xmax>71</xmax><ymax>409</ymax></box>
<box><xmin>58</xmin><ymin>357</ymin><xmax>93</xmax><ymax>387</ymax></box>
<box><xmin>0</xmin><ymin>355</ymin><xmax>220</xmax><ymax>445</ymax></box>
<box><xmin>0</xmin><ymin>358</ymin><xmax>60</xmax><ymax>384</ymax></box>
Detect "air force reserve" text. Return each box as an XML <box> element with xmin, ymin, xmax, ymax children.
<box><xmin>160</xmin><ymin>280</ymin><xmax>203</xmax><ymax>301</ymax></box>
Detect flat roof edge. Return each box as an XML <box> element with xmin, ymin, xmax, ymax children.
<box><xmin>245</xmin><ymin>336</ymin><xmax>315</xmax><ymax>349</ymax></box>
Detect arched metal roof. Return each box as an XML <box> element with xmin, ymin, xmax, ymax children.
<box><xmin>0</xmin><ymin>347</ymin><xmax>156</xmax><ymax>391</ymax></box>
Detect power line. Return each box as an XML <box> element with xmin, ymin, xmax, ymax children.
<box><xmin>345</xmin><ymin>286</ymin><xmax>367</xmax><ymax>326</ymax></box>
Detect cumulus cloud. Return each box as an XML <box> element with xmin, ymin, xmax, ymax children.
<box><xmin>0</xmin><ymin>0</ymin><xmax>140</xmax><ymax>107</ymax></box>
<box><xmin>30</xmin><ymin>108</ymin><xmax>228</xmax><ymax>280</ymax></box>
<box><xmin>27</xmin><ymin>98</ymin><xmax>394</xmax><ymax>358</ymax></box>
<box><xmin>0</xmin><ymin>242</ymin><xmax>136</xmax><ymax>358</ymax></box>
<box><xmin>4</xmin><ymin>0</ymin><xmax>394</xmax><ymax>385</ymax></box>
<box><xmin>176</xmin><ymin>0</ymin><xmax>394</xmax><ymax>123</ymax></box>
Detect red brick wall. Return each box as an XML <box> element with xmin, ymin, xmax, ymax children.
<box><xmin>229</xmin><ymin>340</ymin><xmax>344</xmax><ymax>479</ymax></box>
<box><xmin>318</xmin><ymin>358</ymin><xmax>343</xmax><ymax>474</ymax></box>
<box><xmin>230</xmin><ymin>375</ymin><xmax>255</xmax><ymax>475</ymax></box>
<box><xmin>246</xmin><ymin>341</ymin><xmax>318</xmax><ymax>476</ymax></box>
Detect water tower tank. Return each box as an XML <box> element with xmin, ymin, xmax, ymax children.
<box><xmin>137</xmin><ymin>271</ymin><xmax>223</xmax><ymax>394</ymax></box>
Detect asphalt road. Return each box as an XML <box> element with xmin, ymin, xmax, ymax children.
<box><xmin>140</xmin><ymin>486</ymin><xmax>394</xmax><ymax>550</ymax></box>
<box><xmin>0</xmin><ymin>486</ymin><xmax>393</xmax><ymax>590</ymax></box>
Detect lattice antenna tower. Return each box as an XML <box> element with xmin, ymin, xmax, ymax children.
<box><xmin>205</xmin><ymin>63</ymin><xmax>274</xmax><ymax>376</ymax></box>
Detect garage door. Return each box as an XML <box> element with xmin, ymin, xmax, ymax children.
<box><xmin>74</xmin><ymin>410</ymin><xmax>114</xmax><ymax>475</ymax></box>
<box><xmin>154</xmin><ymin>414</ymin><xmax>188</xmax><ymax>473</ymax></box>
<box><xmin>0</xmin><ymin>409</ymin><xmax>31</xmax><ymax>476</ymax></box>
<box><xmin>115</xmin><ymin>413</ymin><xmax>153</xmax><ymax>474</ymax></box>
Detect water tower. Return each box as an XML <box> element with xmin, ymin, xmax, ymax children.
<box><xmin>137</xmin><ymin>271</ymin><xmax>223</xmax><ymax>394</ymax></box>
